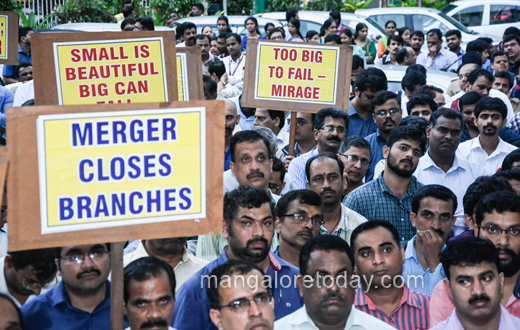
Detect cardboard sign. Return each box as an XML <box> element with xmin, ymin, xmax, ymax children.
<box><xmin>176</xmin><ymin>47</ymin><xmax>204</xmax><ymax>101</ymax></box>
<box><xmin>32</xmin><ymin>32</ymin><xmax>178</xmax><ymax>106</ymax></box>
<box><xmin>0</xmin><ymin>147</ymin><xmax>7</xmax><ymax>205</ymax></box>
<box><xmin>0</xmin><ymin>11</ymin><xmax>18</xmax><ymax>65</ymax></box>
<box><xmin>242</xmin><ymin>39</ymin><xmax>352</xmax><ymax>113</ymax></box>
<box><xmin>7</xmin><ymin>101</ymin><xmax>225</xmax><ymax>251</ymax></box>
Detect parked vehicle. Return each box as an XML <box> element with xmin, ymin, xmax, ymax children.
<box><xmin>51</xmin><ymin>22</ymin><xmax>172</xmax><ymax>32</ymax></box>
<box><xmin>173</xmin><ymin>16</ymin><xmax>282</xmax><ymax>37</ymax></box>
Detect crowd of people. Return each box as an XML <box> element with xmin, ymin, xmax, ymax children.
<box><xmin>1</xmin><ymin>3</ymin><xmax>520</xmax><ymax>330</ymax></box>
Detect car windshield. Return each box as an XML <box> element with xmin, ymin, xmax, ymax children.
<box><xmin>364</xmin><ymin>17</ymin><xmax>385</xmax><ymax>34</ymax></box>
<box><xmin>438</xmin><ymin>12</ymin><xmax>474</xmax><ymax>34</ymax></box>
<box><xmin>440</xmin><ymin>4</ymin><xmax>457</xmax><ymax>14</ymax></box>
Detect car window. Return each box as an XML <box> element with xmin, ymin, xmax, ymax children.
<box><xmin>371</xmin><ymin>14</ymin><xmax>406</xmax><ymax>29</ymax></box>
<box><xmin>490</xmin><ymin>5</ymin><xmax>520</xmax><ymax>25</ymax></box>
<box><xmin>412</xmin><ymin>14</ymin><xmax>449</xmax><ymax>34</ymax></box>
<box><xmin>299</xmin><ymin>20</ymin><xmax>322</xmax><ymax>37</ymax></box>
<box><xmin>451</xmin><ymin>5</ymin><xmax>484</xmax><ymax>27</ymax></box>
<box><xmin>440</xmin><ymin>4</ymin><xmax>458</xmax><ymax>14</ymax></box>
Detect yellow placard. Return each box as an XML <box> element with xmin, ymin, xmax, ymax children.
<box><xmin>0</xmin><ymin>15</ymin><xmax>7</xmax><ymax>60</ymax></box>
<box><xmin>36</xmin><ymin>107</ymin><xmax>206</xmax><ymax>234</ymax></box>
<box><xmin>255</xmin><ymin>43</ymin><xmax>339</xmax><ymax>104</ymax></box>
<box><xmin>176</xmin><ymin>53</ymin><xmax>189</xmax><ymax>101</ymax></box>
<box><xmin>53</xmin><ymin>38</ymin><xmax>168</xmax><ymax>105</ymax></box>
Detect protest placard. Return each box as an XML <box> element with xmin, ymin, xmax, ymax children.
<box><xmin>32</xmin><ymin>32</ymin><xmax>178</xmax><ymax>105</ymax></box>
<box><xmin>0</xmin><ymin>11</ymin><xmax>18</xmax><ymax>65</ymax></box>
<box><xmin>176</xmin><ymin>47</ymin><xmax>204</xmax><ymax>101</ymax></box>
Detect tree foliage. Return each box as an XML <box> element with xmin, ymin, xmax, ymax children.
<box><xmin>0</xmin><ymin>0</ymin><xmax>21</xmax><ymax>12</ymax></box>
<box><xmin>54</xmin><ymin>0</ymin><xmax>114</xmax><ymax>23</ymax></box>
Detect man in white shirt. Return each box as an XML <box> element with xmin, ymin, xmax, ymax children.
<box><xmin>223</xmin><ymin>34</ymin><xmax>246</xmax><ymax>92</ymax></box>
<box><xmin>457</xmin><ymin>97</ymin><xmax>517</xmax><ymax>175</ymax></box>
<box><xmin>253</xmin><ymin>109</ymin><xmax>288</xmax><ymax>151</ymax></box>
<box><xmin>414</xmin><ymin>108</ymin><xmax>485</xmax><ymax>235</ymax></box>
<box><xmin>274</xmin><ymin>235</ymin><xmax>396</xmax><ymax>330</ymax></box>
<box><xmin>416</xmin><ymin>29</ymin><xmax>459</xmax><ymax>72</ymax></box>
<box><xmin>12</xmin><ymin>79</ymin><xmax>33</xmax><ymax>107</ymax></box>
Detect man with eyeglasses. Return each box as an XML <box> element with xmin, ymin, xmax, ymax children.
<box><xmin>1</xmin><ymin>249</ymin><xmax>57</xmax><ymax>306</ymax></box>
<box><xmin>504</xmin><ymin>34</ymin><xmax>520</xmax><ymax>76</ymax></box>
<box><xmin>414</xmin><ymin>108</ymin><xmax>485</xmax><ymax>235</ymax></box>
<box><xmin>338</xmin><ymin>136</ymin><xmax>372</xmax><ymax>196</ymax></box>
<box><xmin>365</xmin><ymin>91</ymin><xmax>402</xmax><ymax>182</ymax></box>
<box><xmin>277</xmin><ymin>112</ymin><xmax>316</xmax><ymax>164</ymax></box>
<box><xmin>274</xmin><ymin>235</ymin><xmax>396</xmax><ymax>330</ymax></box>
<box><xmin>208</xmin><ymin>260</ymin><xmax>275</xmax><ymax>330</ymax></box>
<box><xmin>306</xmin><ymin>153</ymin><xmax>367</xmax><ymax>244</ymax></box>
<box><xmin>429</xmin><ymin>191</ymin><xmax>520</xmax><ymax>325</ymax></box>
<box><xmin>287</xmin><ymin>108</ymin><xmax>348</xmax><ymax>190</ymax></box>
<box><xmin>21</xmin><ymin>243</ymin><xmax>111</xmax><ymax>330</ymax></box>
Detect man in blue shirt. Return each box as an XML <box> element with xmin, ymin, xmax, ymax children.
<box><xmin>3</xmin><ymin>27</ymin><xmax>33</xmax><ymax>85</ymax></box>
<box><xmin>21</xmin><ymin>243</ymin><xmax>111</xmax><ymax>330</ymax></box>
<box><xmin>172</xmin><ymin>186</ymin><xmax>302</xmax><ymax>330</ymax></box>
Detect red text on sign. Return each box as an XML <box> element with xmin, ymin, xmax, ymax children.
<box><xmin>271</xmin><ymin>84</ymin><xmax>320</xmax><ymax>99</ymax></box>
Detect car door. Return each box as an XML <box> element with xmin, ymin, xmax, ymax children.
<box><xmin>449</xmin><ymin>5</ymin><xmax>485</xmax><ymax>28</ymax></box>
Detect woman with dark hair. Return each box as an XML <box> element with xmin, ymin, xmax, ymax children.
<box><xmin>399</xmin><ymin>27</ymin><xmax>411</xmax><ymax>46</ymax></box>
<box><xmin>340</xmin><ymin>29</ymin><xmax>367</xmax><ymax>67</ymax></box>
<box><xmin>210</xmin><ymin>36</ymin><xmax>220</xmax><ymax>56</ymax></box>
<box><xmin>320</xmin><ymin>18</ymin><xmax>337</xmax><ymax>43</ymax></box>
<box><xmin>377</xmin><ymin>20</ymin><xmax>396</xmax><ymax>58</ymax></box>
<box><xmin>202</xmin><ymin>25</ymin><xmax>214</xmax><ymax>38</ymax></box>
<box><xmin>241</xmin><ymin>16</ymin><xmax>266</xmax><ymax>50</ymax></box>
<box><xmin>354</xmin><ymin>23</ymin><xmax>376</xmax><ymax>64</ymax></box>
<box><xmin>306</xmin><ymin>30</ymin><xmax>320</xmax><ymax>43</ymax></box>
<box><xmin>288</xmin><ymin>18</ymin><xmax>304</xmax><ymax>42</ymax></box>
<box><xmin>217</xmin><ymin>16</ymin><xmax>232</xmax><ymax>36</ymax></box>
<box><xmin>264</xmin><ymin>22</ymin><xmax>275</xmax><ymax>37</ymax></box>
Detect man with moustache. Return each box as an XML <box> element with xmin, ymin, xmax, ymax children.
<box><xmin>306</xmin><ymin>154</ymin><xmax>367</xmax><ymax>243</ymax></box>
<box><xmin>274</xmin><ymin>235</ymin><xmax>396</xmax><ymax>330</ymax></box>
<box><xmin>344</xmin><ymin>126</ymin><xmax>427</xmax><ymax>244</ymax></box>
<box><xmin>277</xmin><ymin>112</ymin><xmax>317</xmax><ymax>164</ymax></box>
<box><xmin>430</xmin><ymin>190</ymin><xmax>520</xmax><ymax>325</ymax></box>
<box><xmin>124</xmin><ymin>257</ymin><xmax>176</xmax><ymax>330</ymax></box>
<box><xmin>208</xmin><ymin>260</ymin><xmax>275</xmax><ymax>330</ymax></box>
<box><xmin>275</xmin><ymin>190</ymin><xmax>323</xmax><ymax>267</ymax></box>
<box><xmin>173</xmin><ymin>187</ymin><xmax>302</xmax><ymax>330</ymax></box>
<box><xmin>431</xmin><ymin>236</ymin><xmax>520</xmax><ymax>330</ymax></box>
<box><xmin>176</xmin><ymin>22</ymin><xmax>197</xmax><ymax>47</ymax></box>
<box><xmin>410</xmin><ymin>31</ymin><xmax>424</xmax><ymax>57</ymax></box>
<box><xmin>338</xmin><ymin>136</ymin><xmax>372</xmax><ymax>196</ymax></box>
<box><xmin>404</xmin><ymin>185</ymin><xmax>457</xmax><ymax>296</ymax></box>
<box><xmin>351</xmin><ymin>220</ymin><xmax>430</xmax><ymax>330</ymax></box>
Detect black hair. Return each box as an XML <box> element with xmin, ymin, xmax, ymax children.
<box><xmin>466</xmin><ymin>40</ymin><xmax>489</xmax><ymax>54</ymax></box>
<box><xmin>182</xmin><ymin>22</ymin><xmax>196</xmax><ymax>34</ymax></box>
<box><xmin>493</xmin><ymin>170</ymin><xmax>520</xmax><ymax>183</ymax></box>
<box><xmin>338</xmin><ymin>136</ymin><xmax>371</xmax><ymax>155</ymax></box>
<box><xmin>445</xmin><ymin>29</ymin><xmax>461</xmax><ymax>39</ymax></box>
<box><xmin>136</xmin><ymin>17</ymin><xmax>154</xmax><ymax>31</ymax></box>
<box><xmin>193</xmin><ymin>3</ymin><xmax>204</xmax><ymax>11</ymax></box>
<box><xmin>504</xmin><ymin>34</ymin><xmax>520</xmax><ymax>46</ymax></box>
<box><xmin>314</xmin><ymin>107</ymin><xmax>349</xmax><ymax>131</ymax></box>
<box><xmin>474</xmin><ymin>97</ymin><xmax>507</xmax><ymax>120</ymax></box>
<box><xmin>427</xmin><ymin>28</ymin><xmax>442</xmax><ymax>41</ymax></box>
<box><xmin>306</xmin><ymin>30</ymin><xmax>319</xmax><ymax>41</ymax></box>
<box><xmin>389</xmin><ymin>35</ymin><xmax>404</xmax><ymax>46</ymax></box>
<box><xmin>412</xmin><ymin>184</ymin><xmax>458</xmax><ymax>214</ymax></box>
<box><xmin>54</xmin><ymin>243</ymin><xmax>111</xmax><ymax>260</ymax></box>
<box><xmin>398</xmin><ymin>27</ymin><xmax>410</xmax><ymax>36</ymax></box>
<box><xmin>350</xmin><ymin>220</ymin><xmax>400</xmax><ymax>250</ymax></box>
<box><xmin>396</xmin><ymin>47</ymin><xmax>410</xmax><ymax>65</ymax></box>
<box><xmin>305</xmin><ymin>153</ymin><xmax>345</xmax><ymax>183</ymax></box>
<box><xmin>325</xmin><ymin>34</ymin><xmax>341</xmax><ymax>44</ymax></box>
<box><xmin>286</xmin><ymin>8</ymin><xmax>298</xmax><ymax>22</ymax></box>
<box><xmin>459</xmin><ymin>91</ymin><xmax>483</xmax><ymax>110</ymax></box>
<box><xmin>461</xmin><ymin>52</ymin><xmax>482</xmax><ymax>68</ymax></box>
<box><xmin>202</xmin><ymin>75</ymin><xmax>217</xmax><ymax>96</ymax></box>
<box><xmin>18</xmin><ymin>27</ymin><xmax>33</xmax><ymax>43</ymax></box>
<box><xmin>477</xmin><ymin>37</ymin><xmax>492</xmax><ymax>46</ymax></box>
<box><xmin>410</xmin><ymin>30</ymin><xmax>424</xmax><ymax>40</ymax></box>
<box><xmin>330</xmin><ymin>10</ymin><xmax>341</xmax><ymax>22</ymax></box>
<box><xmin>441</xmin><ymin>236</ymin><xmax>499</xmax><ymax>280</ymax></box>
<box><xmin>417</xmin><ymin>85</ymin><xmax>443</xmax><ymax>97</ymax></box>
<box><xmin>276</xmin><ymin>190</ymin><xmax>322</xmax><ymax>222</ymax></box>
<box><xmin>264</xmin><ymin>22</ymin><xmax>275</xmax><ymax>35</ymax></box>
<box><xmin>0</xmin><ymin>294</ymin><xmax>23</xmax><ymax>328</ymax></box>
<box><xmin>355</xmin><ymin>67</ymin><xmax>388</xmax><ymax>93</ymax></box>
<box><xmin>340</xmin><ymin>29</ymin><xmax>353</xmax><ymax>45</ymax></box>
<box><xmin>245</xmin><ymin>16</ymin><xmax>261</xmax><ymax>35</ymax></box>
<box><xmin>289</xmin><ymin>18</ymin><xmax>304</xmax><ymax>40</ymax></box>
<box><xmin>463</xmin><ymin>176</ymin><xmax>514</xmax><ymax>216</ymax></box>
<box><xmin>207</xmin><ymin>260</ymin><xmax>267</xmax><ymax>310</ymax></box>
<box><xmin>475</xmin><ymin>190</ymin><xmax>520</xmax><ymax>227</ymax></box>
<box><xmin>217</xmin><ymin>32</ymin><xmax>228</xmax><ymax>40</ymax></box>
<box><xmin>21</xmin><ymin>99</ymin><xmax>35</xmax><ymax>106</ymax></box>
<box><xmin>407</xmin><ymin>94</ymin><xmax>437</xmax><ymax>115</ymax></box>
<box><xmin>268</xmin><ymin>28</ymin><xmax>285</xmax><ymax>39</ymax></box>
<box><xmin>223</xmin><ymin>186</ymin><xmax>274</xmax><ymax>230</ymax></box>
<box><xmin>387</xmin><ymin>125</ymin><xmax>427</xmax><ymax>154</ymax></box>
<box><xmin>265</xmin><ymin>110</ymin><xmax>285</xmax><ymax>129</ymax></box>
<box><xmin>121</xmin><ymin>17</ymin><xmax>136</xmax><ymax>31</ymax></box>
<box><xmin>321</xmin><ymin>18</ymin><xmax>336</xmax><ymax>37</ymax></box>
<box><xmin>15</xmin><ymin>62</ymin><xmax>32</xmax><ymax>77</ymax></box>
<box><xmin>467</xmin><ymin>68</ymin><xmax>493</xmax><ymax>86</ymax></box>
<box><xmin>8</xmin><ymin>248</ymin><xmax>57</xmax><ymax>282</ymax></box>
<box><xmin>272</xmin><ymin>157</ymin><xmax>286</xmax><ymax>183</ymax></box>
<box><xmin>124</xmin><ymin>256</ymin><xmax>176</xmax><ymax>303</ymax></box>
<box><xmin>217</xmin><ymin>16</ymin><xmax>233</xmax><ymax>33</ymax></box>
<box><xmin>196</xmin><ymin>34</ymin><xmax>211</xmax><ymax>44</ymax></box>
<box><xmin>401</xmin><ymin>71</ymin><xmax>426</xmax><ymax>91</ymax></box>
<box><xmin>385</xmin><ymin>20</ymin><xmax>396</xmax><ymax>28</ymax></box>
<box><xmin>429</xmin><ymin>107</ymin><xmax>462</xmax><ymax>130</ymax></box>
<box><xmin>504</xmin><ymin>27</ymin><xmax>520</xmax><ymax>37</ymax></box>
<box><xmin>176</xmin><ymin>24</ymin><xmax>185</xmax><ymax>38</ymax></box>
<box><xmin>491</xmin><ymin>50</ymin><xmax>509</xmax><ymax>63</ymax></box>
<box><xmin>226</xmin><ymin>33</ymin><xmax>242</xmax><ymax>45</ymax></box>
<box><xmin>352</xmin><ymin>55</ymin><xmax>364</xmax><ymax>71</ymax></box>
<box><xmin>398</xmin><ymin>115</ymin><xmax>429</xmax><ymax>133</ymax></box>
<box><xmin>354</xmin><ymin>23</ymin><xmax>368</xmax><ymax>40</ymax></box>
<box><xmin>406</xmin><ymin>64</ymin><xmax>427</xmax><ymax>77</ymax></box>
<box><xmin>495</xmin><ymin>71</ymin><xmax>513</xmax><ymax>89</ymax></box>
<box><xmin>372</xmin><ymin>90</ymin><xmax>398</xmax><ymax>109</ymax></box>
<box><xmin>122</xmin><ymin>6</ymin><xmax>134</xmax><ymax>18</ymax></box>
<box><xmin>300</xmin><ymin>235</ymin><xmax>355</xmax><ymax>275</ymax></box>
<box><xmin>501</xmin><ymin>149</ymin><xmax>520</xmax><ymax>171</ymax></box>
<box><xmin>230</xmin><ymin>130</ymin><xmax>271</xmax><ymax>163</ymax></box>
<box><xmin>207</xmin><ymin>60</ymin><xmax>226</xmax><ymax>79</ymax></box>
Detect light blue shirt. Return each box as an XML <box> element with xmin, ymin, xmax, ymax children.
<box><xmin>287</xmin><ymin>146</ymin><xmax>319</xmax><ymax>190</ymax></box>
<box><xmin>416</xmin><ymin>47</ymin><xmax>459</xmax><ymax>72</ymax></box>
<box><xmin>403</xmin><ymin>236</ymin><xmax>442</xmax><ymax>296</ymax></box>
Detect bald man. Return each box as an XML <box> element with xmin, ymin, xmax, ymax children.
<box><xmin>224</xmin><ymin>99</ymin><xmax>240</xmax><ymax>171</ymax></box>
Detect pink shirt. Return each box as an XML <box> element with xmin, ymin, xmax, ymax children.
<box><xmin>430</xmin><ymin>305</ymin><xmax>520</xmax><ymax>330</ymax></box>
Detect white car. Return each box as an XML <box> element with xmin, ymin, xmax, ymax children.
<box><xmin>254</xmin><ymin>11</ymin><xmax>385</xmax><ymax>41</ymax></box>
<box><xmin>173</xmin><ymin>16</ymin><xmax>282</xmax><ymax>37</ymax></box>
<box><xmin>356</xmin><ymin>7</ymin><xmax>502</xmax><ymax>46</ymax></box>
<box><xmin>441</xmin><ymin>0</ymin><xmax>520</xmax><ymax>37</ymax></box>
<box><xmin>51</xmin><ymin>22</ymin><xmax>172</xmax><ymax>32</ymax></box>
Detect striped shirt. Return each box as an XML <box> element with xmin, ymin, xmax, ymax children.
<box><xmin>343</xmin><ymin>175</ymin><xmax>424</xmax><ymax>243</ymax></box>
<box><xmin>355</xmin><ymin>285</ymin><xmax>430</xmax><ymax>330</ymax></box>
<box><xmin>319</xmin><ymin>204</ymin><xmax>367</xmax><ymax>243</ymax></box>
<box><xmin>287</xmin><ymin>146</ymin><xmax>319</xmax><ymax>190</ymax></box>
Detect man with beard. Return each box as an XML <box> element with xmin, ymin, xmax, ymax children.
<box><xmin>344</xmin><ymin>125</ymin><xmax>427</xmax><ymax>244</ymax></box>
<box><xmin>430</xmin><ymin>191</ymin><xmax>520</xmax><ymax>325</ymax></box>
<box><xmin>306</xmin><ymin>154</ymin><xmax>367</xmax><ymax>243</ymax></box>
<box><xmin>176</xmin><ymin>22</ymin><xmax>197</xmax><ymax>47</ymax></box>
<box><xmin>375</xmin><ymin>36</ymin><xmax>403</xmax><ymax>65</ymax></box>
<box><xmin>414</xmin><ymin>109</ymin><xmax>485</xmax><ymax>235</ymax></box>
<box><xmin>404</xmin><ymin>185</ymin><xmax>457</xmax><ymax>295</ymax></box>
<box><xmin>217</xmin><ymin>33</ymin><xmax>230</xmax><ymax>58</ymax></box>
<box><xmin>173</xmin><ymin>187</ymin><xmax>302</xmax><ymax>330</ymax></box>
<box><xmin>410</xmin><ymin>31</ymin><xmax>424</xmax><ymax>57</ymax></box>
<box><xmin>338</xmin><ymin>136</ymin><xmax>372</xmax><ymax>196</ymax></box>
<box><xmin>365</xmin><ymin>91</ymin><xmax>402</xmax><ymax>182</ymax></box>
<box><xmin>274</xmin><ymin>190</ymin><xmax>323</xmax><ymax>267</ymax></box>
<box><xmin>457</xmin><ymin>97</ymin><xmax>517</xmax><ymax>175</ymax></box>
<box><xmin>124</xmin><ymin>257</ymin><xmax>176</xmax><ymax>330</ymax></box>
<box><xmin>431</xmin><ymin>236</ymin><xmax>520</xmax><ymax>329</ymax></box>
<box><xmin>21</xmin><ymin>244</ymin><xmax>111</xmax><ymax>330</ymax></box>
<box><xmin>208</xmin><ymin>260</ymin><xmax>275</xmax><ymax>330</ymax></box>
<box><xmin>351</xmin><ymin>220</ymin><xmax>430</xmax><ymax>330</ymax></box>
<box><xmin>274</xmin><ymin>235</ymin><xmax>396</xmax><ymax>330</ymax></box>
<box><xmin>288</xmin><ymin>108</ymin><xmax>348</xmax><ymax>189</ymax></box>
<box><xmin>446</xmin><ymin>30</ymin><xmax>464</xmax><ymax>66</ymax></box>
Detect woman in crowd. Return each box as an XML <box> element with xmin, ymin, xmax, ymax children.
<box><xmin>354</xmin><ymin>23</ymin><xmax>376</xmax><ymax>64</ymax></box>
<box><xmin>217</xmin><ymin>16</ymin><xmax>232</xmax><ymax>36</ymax></box>
<box><xmin>377</xmin><ymin>20</ymin><xmax>396</xmax><ymax>58</ymax></box>
<box><xmin>202</xmin><ymin>25</ymin><xmax>214</xmax><ymax>38</ymax></box>
<box><xmin>288</xmin><ymin>18</ymin><xmax>304</xmax><ymax>42</ymax></box>
<box><xmin>340</xmin><ymin>29</ymin><xmax>367</xmax><ymax>67</ymax></box>
<box><xmin>210</xmin><ymin>36</ymin><xmax>220</xmax><ymax>56</ymax></box>
<box><xmin>320</xmin><ymin>18</ymin><xmax>337</xmax><ymax>43</ymax></box>
<box><xmin>264</xmin><ymin>22</ymin><xmax>275</xmax><ymax>37</ymax></box>
<box><xmin>399</xmin><ymin>27</ymin><xmax>411</xmax><ymax>46</ymax></box>
<box><xmin>306</xmin><ymin>30</ymin><xmax>320</xmax><ymax>43</ymax></box>
<box><xmin>241</xmin><ymin>16</ymin><xmax>266</xmax><ymax>50</ymax></box>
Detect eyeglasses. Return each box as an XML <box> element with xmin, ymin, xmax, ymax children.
<box><xmin>287</xmin><ymin>118</ymin><xmax>311</xmax><ymax>127</ymax></box>
<box><xmin>280</xmin><ymin>213</ymin><xmax>325</xmax><ymax>227</ymax></box>
<box><xmin>361</xmin><ymin>91</ymin><xmax>375</xmax><ymax>100</ymax></box>
<box><xmin>374</xmin><ymin>108</ymin><xmax>400</xmax><ymax>117</ymax></box>
<box><xmin>320</xmin><ymin>125</ymin><xmax>346</xmax><ymax>134</ymax></box>
<box><xmin>479</xmin><ymin>225</ymin><xmax>520</xmax><ymax>238</ymax></box>
<box><xmin>268</xmin><ymin>183</ymin><xmax>282</xmax><ymax>191</ymax></box>
<box><xmin>60</xmin><ymin>250</ymin><xmax>110</xmax><ymax>264</ymax></box>
<box><xmin>219</xmin><ymin>292</ymin><xmax>272</xmax><ymax>312</ymax></box>
<box><xmin>339</xmin><ymin>154</ymin><xmax>370</xmax><ymax>167</ymax></box>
